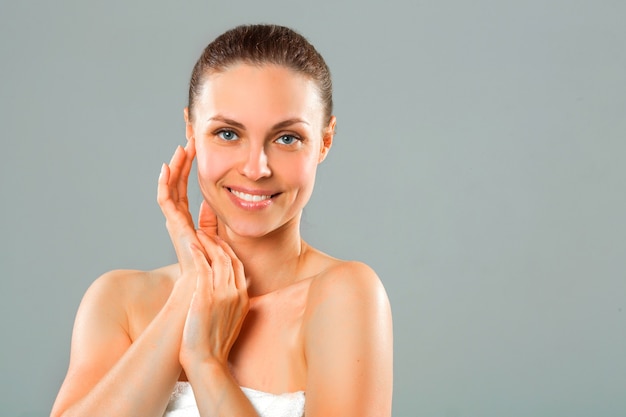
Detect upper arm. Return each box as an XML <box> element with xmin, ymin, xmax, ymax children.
<box><xmin>303</xmin><ymin>262</ymin><xmax>393</xmax><ymax>417</ymax></box>
<box><xmin>51</xmin><ymin>270</ymin><xmax>134</xmax><ymax>416</ymax></box>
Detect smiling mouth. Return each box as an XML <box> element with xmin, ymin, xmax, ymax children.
<box><xmin>228</xmin><ymin>188</ymin><xmax>276</xmax><ymax>202</ymax></box>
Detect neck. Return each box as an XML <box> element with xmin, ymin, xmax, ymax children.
<box><xmin>218</xmin><ymin>216</ymin><xmax>306</xmax><ymax>297</ymax></box>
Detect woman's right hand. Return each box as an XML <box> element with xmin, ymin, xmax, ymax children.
<box><xmin>157</xmin><ymin>139</ymin><xmax>216</xmax><ymax>281</ymax></box>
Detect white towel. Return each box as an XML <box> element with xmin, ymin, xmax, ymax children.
<box><xmin>164</xmin><ymin>381</ymin><xmax>305</xmax><ymax>417</ymax></box>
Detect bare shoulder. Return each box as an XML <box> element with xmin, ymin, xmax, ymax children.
<box><xmin>306</xmin><ymin>259</ymin><xmax>390</xmax><ymax>312</ymax></box>
<box><xmin>301</xmin><ymin>256</ymin><xmax>393</xmax><ymax>416</ymax></box>
<box><xmin>78</xmin><ymin>264</ymin><xmax>179</xmax><ymax>337</ymax></box>
<box><xmin>51</xmin><ymin>265</ymin><xmax>180</xmax><ymax>416</ymax></box>
<box><xmin>83</xmin><ymin>264</ymin><xmax>176</xmax><ymax>307</ymax></box>
<box><xmin>83</xmin><ymin>268</ymin><xmax>148</xmax><ymax>300</ymax></box>
<box><xmin>302</xmin><ymin>256</ymin><xmax>392</xmax><ymax>343</ymax></box>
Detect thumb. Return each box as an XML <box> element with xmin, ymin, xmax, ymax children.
<box><xmin>198</xmin><ymin>200</ymin><xmax>218</xmax><ymax>236</ymax></box>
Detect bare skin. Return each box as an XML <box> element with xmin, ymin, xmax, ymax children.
<box><xmin>50</xmin><ymin>64</ymin><xmax>393</xmax><ymax>417</ymax></box>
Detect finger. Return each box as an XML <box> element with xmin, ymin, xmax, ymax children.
<box><xmin>159</xmin><ymin>155</ymin><xmax>201</xmax><ymax>272</ymax></box>
<box><xmin>216</xmin><ymin>237</ymin><xmax>246</xmax><ymax>291</ymax></box>
<box><xmin>157</xmin><ymin>163</ymin><xmax>172</xmax><ymax>210</ymax></box>
<box><xmin>181</xmin><ymin>140</ymin><xmax>196</xmax><ymax>183</ymax></box>
<box><xmin>190</xmin><ymin>243</ymin><xmax>213</xmax><ymax>296</ymax></box>
<box><xmin>197</xmin><ymin>231</ymin><xmax>231</xmax><ymax>290</ymax></box>
<box><xmin>158</xmin><ymin>163</ymin><xmax>178</xmax><ymax>228</ymax></box>
<box><xmin>168</xmin><ymin>146</ymin><xmax>186</xmax><ymax>201</ymax></box>
<box><xmin>198</xmin><ymin>200</ymin><xmax>218</xmax><ymax>236</ymax></box>
<box><xmin>157</xmin><ymin>159</ymin><xmax>192</xmax><ymax>229</ymax></box>
<box><xmin>196</xmin><ymin>232</ymin><xmax>224</xmax><ymax>290</ymax></box>
<box><xmin>177</xmin><ymin>141</ymin><xmax>196</xmax><ymax>203</ymax></box>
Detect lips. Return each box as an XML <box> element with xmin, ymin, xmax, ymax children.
<box><xmin>226</xmin><ymin>187</ymin><xmax>279</xmax><ymax>209</ymax></box>
<box><xmin>229</xmin><ymin>188</ymin><xmax>273</xmax><ymax>202</ymax></box>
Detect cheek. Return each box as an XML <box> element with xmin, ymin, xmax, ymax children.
<box><xmin>196</xmin><ymin>149</ymin><xmax>228</xmax><ymax>190</ymax></box>
<box><xmin>275</xmin><ymin>153</ymin><xmax>319</xmax><ymax>190</ymax></box>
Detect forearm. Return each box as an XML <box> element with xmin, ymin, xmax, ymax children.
<box><xmin>55</xmin><ymin>282</ymin><xmax>193</xmax><ymax>417</ymax></box>
<box><xmin>185</xmin><ymin>360</ymin><xmax>259</xmax><ymax>417</ymax></box>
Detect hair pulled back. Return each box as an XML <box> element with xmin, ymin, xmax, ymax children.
<box><xmin>188</xmin><ymin>24</ymin><xmax>333</xmax><ymax>124</ymax></box>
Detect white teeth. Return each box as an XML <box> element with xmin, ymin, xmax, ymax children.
<box><xmin>230</xmin><ymin>189</ymin><xmax>272</xmax><ymax>202</ymax></box>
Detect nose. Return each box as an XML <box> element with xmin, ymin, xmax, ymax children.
<box><xmin>241</xmin><ymin>143</ymin><xmax>271</xmax><ymax>181</ymax></box>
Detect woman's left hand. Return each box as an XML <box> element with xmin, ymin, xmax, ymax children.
<box><xmin>179</xmin><ymin>231</ymin><xmax>250</xmax><ymax>369</ymax></box>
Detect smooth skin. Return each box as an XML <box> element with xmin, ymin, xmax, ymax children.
<box><xmin>51</xmin><ymin>64</ymin><xmax>393</xmax><ymax>417</ymax></box>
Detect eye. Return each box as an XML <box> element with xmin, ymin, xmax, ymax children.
<box><xmin>217</xmin><ymin>130</ymin><xmax>239</xmax><ymax>141</ymax></box>
<box><xmin>276</xmin><ymin>134</ymin><xmax>300</xmax><ymax>145</ymax></box>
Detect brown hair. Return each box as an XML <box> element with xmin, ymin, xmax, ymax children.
<box><xmin>188</xmin><ymin>24</ymin><xmax>333</xmax><ymax>124</ymax></box>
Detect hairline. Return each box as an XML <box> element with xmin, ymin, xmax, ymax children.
<box><xmin>189</xmin><ymin>61</ymin><xmax>329</xmax><ymax>127</ymax></box>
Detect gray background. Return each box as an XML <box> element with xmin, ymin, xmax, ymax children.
<box><xmin>1</xmin><ymin>1</ymin><xmax>625</xmax><ymax>416</ymax></box>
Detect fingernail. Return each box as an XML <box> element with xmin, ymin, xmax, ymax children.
<box><xmin>159</xmin><ymin>163</ymin><xmax>165</xmax><ymax>179</ymax></box>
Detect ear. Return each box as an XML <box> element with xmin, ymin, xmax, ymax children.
<box><xmin>318</xmin><ymin>116</ymin><xmax>336</xmax><ymax>163</ymax></box>
<box><xmin>184</xmin><ymin>107</ymin><xmax>195</xmax><ymax>142</ymax></box>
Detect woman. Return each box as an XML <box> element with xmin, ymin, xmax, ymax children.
<box><xmin>51</xmin><ymin>24</ymin><xmax>393</xmax><ymax>417</ymax></box>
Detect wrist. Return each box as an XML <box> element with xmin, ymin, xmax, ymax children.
<box><xmin>164</xmin><ymin>278</ymin><xmax>195</xmax><ymax>311</ymax></box>
<box><xmin>183</xmin><ymin>357</ymin><xmax>230</xmax><ymax>383</ymax></box>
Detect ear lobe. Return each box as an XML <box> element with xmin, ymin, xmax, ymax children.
<box><xmin>318</xmin><ymin>116</ymin><xmax>336</xmax><ymax>163</ymax></box>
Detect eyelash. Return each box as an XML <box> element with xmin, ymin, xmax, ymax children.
<box><xmin>214</xmin><ymin>129</ymin><xmax>302</xmax><ymax>145</ymax></box>
<box><xmin>216</xmin><ymin>129</ymin><xmax>239</xmax><ymax>141</ymax></box>
<box><xmin>276</xmin><ymin>134</ymin><xmax>301</xmax><ymax>145</ymax></box>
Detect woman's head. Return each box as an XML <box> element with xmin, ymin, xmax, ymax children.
<box><xmin>186</xmin><ymin>25</ymin><xmax>336</xmax><ymax>239</ymax></box>
<box><xmin>187</xmin><ymin>24</ymin><xmax>333</xmax><ymax>125</ymax></box>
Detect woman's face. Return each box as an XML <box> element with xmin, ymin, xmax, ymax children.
<box><xmin>187</xmin><ymin>64</ymin><xmax>334</xmax><ymax>239</ymax></box>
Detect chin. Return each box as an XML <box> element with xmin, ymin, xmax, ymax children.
<box><xmin>221</xmin><ymin>214</ymin><xmax>299</xmax><ymax>240</ymax></box>
<box><xmin>228</xmin><ymin>225</ymin><xmax>272</xmax><ymax>239</ymax></box>
<box><xmin>220</xmin><ymin>218</ymin><xmax>277</xmax><ymax>239</ymax></box>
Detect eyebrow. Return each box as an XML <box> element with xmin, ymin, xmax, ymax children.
<box><xmin>207</xmin><ymin>115</ymin><xmax>310</xmax><ymax>130</ymax></box>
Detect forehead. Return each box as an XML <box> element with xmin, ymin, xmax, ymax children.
<box><xmin>194</xmin><ymin>64</ymin><xmax>324</xmax><ymax>127</ymax></box>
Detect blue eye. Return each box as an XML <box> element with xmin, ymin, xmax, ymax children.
<box><xmin>276</xmin><ymin>135</ymin><xmax>299</xmax><ymax>145</ymax></box>
<box><xmin>217</xmin><ymin>130</ymin><xmax>239</xmax><ymax>141</ymax></box>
